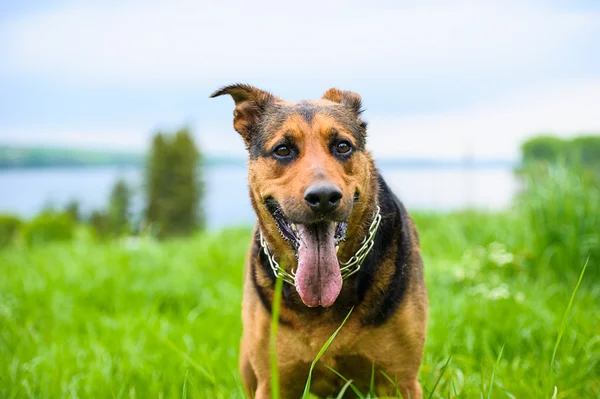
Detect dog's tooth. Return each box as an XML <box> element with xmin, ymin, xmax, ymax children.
<box><xmin>291</xmin><ymin>223</ymin><xmax>297</xmax><ymax>232</ymax></box>
<box><xmin>336</xmin><ymin>245</ymin><xmax>339</xmax><ymax>254</ymax></box>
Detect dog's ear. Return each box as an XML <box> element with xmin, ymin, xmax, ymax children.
<box><xmin>322</xmin><ymin>88</ymin><xmax>367</xmax><ymax>134</ymax></box>
<box><xmin>322</xmin><ymin>88</ymin><xmax>364</xmax><ymax>116</ymax></box>
<box><xmin>210</xmin><ymin>84</ymin><xmax>280</xmax><ymax>144</ymax></box>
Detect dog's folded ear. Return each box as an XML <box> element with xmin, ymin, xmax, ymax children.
<box><xmin>322</xmin><ymin>88</ymin><xmax>367</xmax><ymax>134</ymax></box>
<box><xmin>210</xmin><ymin>84</ymin><xmax>279</xmax><ymax>144</ymax></box>
<box><xmin>322</xmin><ymin>88</ymin><xmax>364</xmax><ymax>116</ymax></box>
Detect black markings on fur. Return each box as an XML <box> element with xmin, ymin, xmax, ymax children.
<box><xmin>248</xmin><ymin>102</ymin><xmax>366</xmax><ymax>159</ymax></box>
<box><xmin>357</xmin><ymin>174</ymin><xmax>412</xmax><ymax>326</ymax></box>
<box><xmin>294</xmin><ymin>102</ymin><xmax>318</xmax><ymax>124</ymax></box>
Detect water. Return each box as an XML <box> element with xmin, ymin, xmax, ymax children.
<box><xmin>0</xmin><ymin>165</ymin><xmax>519</xmax><ymax>229</ymax></box>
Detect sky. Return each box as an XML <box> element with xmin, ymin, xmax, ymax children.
<box><xmin>1</xmin><ymin>0</ymin><xmax>599</xmax><ymax>161</ymax></box>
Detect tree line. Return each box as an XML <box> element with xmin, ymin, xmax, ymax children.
<box><xmin>521</xmin><ymin>135</ymin><xmax>600</xmax><ymax>168</ymax></box>
<box><xmin>0</xmin><ymin>127</ymin><xmax>204</xmax><ymax>247</ymax></box>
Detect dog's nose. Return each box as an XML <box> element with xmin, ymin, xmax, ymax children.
<box><xmin>304</xmin><ymin>182</ymin><xmax>343</xmax><ymax>214</ymax></box>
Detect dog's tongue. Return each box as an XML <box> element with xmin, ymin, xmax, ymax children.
<box><xmin>294</xmin><ymin>222</ymin><xmax>342</xmax><ymax>307</ymax></box>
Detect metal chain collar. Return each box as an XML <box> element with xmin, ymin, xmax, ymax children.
<box><xmin>259</xmin><ymin>206</ymin><xmax>382</xmax><ymax>285</ymax></box>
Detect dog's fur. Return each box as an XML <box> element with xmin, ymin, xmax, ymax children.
<box><xmin>211</xmin><ymin>84</ymin><xmax>428</xmax><ymax>398</ymax></box>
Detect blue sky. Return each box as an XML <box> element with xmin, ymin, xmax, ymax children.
<box><xmin>1</xmin><ymin>0</ymin><xmax>599</xmax><ymax>160</ymax></box>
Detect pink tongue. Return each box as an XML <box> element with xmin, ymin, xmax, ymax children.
<box><xmin>294</xmin><ymin>223</ymin><xmax>342</xmax><ymax>307</ymax></box>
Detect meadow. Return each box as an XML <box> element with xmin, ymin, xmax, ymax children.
<box><xmin>1</xmin><ymin>166</ymin><xmax>599</xmax><ymax>398</ymax></box>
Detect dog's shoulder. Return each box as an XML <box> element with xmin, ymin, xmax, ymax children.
<box><xmin>355</xmin><ymin>171</ymin><xmax>423</xmax><ymax>326</ymax></box>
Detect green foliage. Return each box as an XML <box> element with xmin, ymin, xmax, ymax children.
<box><xmin>0</xmin><ymin>228</ymin><xmax>248</xmax><ymax>398</ymax></box>
<box><xmin>519</xmin><ymin>134</ymin><xmax>600</xmax><ymax>281</ymax></box>
<box><xmin>517</xmin><ymin>165</ymin><xmax>600</xmax><ymax>281</ymax></box>
<box><xmin>21</xmin><ymin>212</ymin><xmax>76</xmax><ymax>246</ymax></box>
<box><xmin>86</xmin><ymin>179</ymin><xmax>133</xmax><ymax>240</ymax></box>
<box><xmin>521</xmin><ymin>135</ymin><xmax>565</xmax><ymax>164</ymax></box>
<box><xmin>64</xmin><ymin>199</ymin><xmax>82</xmax><ymax>222</ymax></box>
<box><xmin>88</xmin><ymin>210</ymin><xmax>113</xmax><ymax>240</ymax></box>
<box><xmin>570</xmin><ymin>136</ymin><xmax>600</xmax><ymax>167</ymax></box>
<box><xmin>145</xmin><ymin>128</ymin><xmax>204</xmax><ymax>238</ymax></box>
<box><xmin>0</xmin><ymin>220</ymin><xmax>598</xmax><ymax>397</ymax></box>
<box><xmin>108</xmin><ymin>178</ymin><xmax>132</xmax><ymax>235</ymax></box>
<box><xmin>0</xmin><ymin>214</ymin><xmax>22</xmax><ymax>248</ymax></box>
<box><xmin>521</xmin><ymin>134</ymin><xmax>600</xmax><ymax>169</ymax></box>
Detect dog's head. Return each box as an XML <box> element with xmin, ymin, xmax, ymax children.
<box><xmin>211</xmin><ymin>84</ymin><xmax>376</xmax><ymax>308</ymax></box>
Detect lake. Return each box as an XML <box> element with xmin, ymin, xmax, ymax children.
<box><xmin>0</xmin><ymin>165</ymin><xmax>519</xmax><ymax>229</ymax></box>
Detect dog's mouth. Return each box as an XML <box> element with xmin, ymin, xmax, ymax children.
<box><xmin>264</xmin><ymin>198</ymin><xmax>348</xmax><ymax>308</ymax></box>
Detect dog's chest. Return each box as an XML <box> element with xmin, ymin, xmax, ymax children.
<box><xmin>288</xmin><ymin>318</ymin><xmax>362</xmax><ymax>361</ymax></box>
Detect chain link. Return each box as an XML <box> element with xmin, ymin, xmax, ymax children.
<box><xmin>259</xmin><ymin>206</ymin><xmax>382</xmax><ymax>286</ymax></box>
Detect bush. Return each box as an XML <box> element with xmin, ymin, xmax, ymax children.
<box><xmin>517</xmin><ymin>165</ymin><xmax>600</xmax><ymax>281</ymax></box>
<box><xmin>22</xmin><ymin>212</ymin><xmax>76</xmax><ymax>246</ymax></box>
<box><xmin>0</xmin><ymin>214</ymin><xmax>22</xmax><ymax>248</ymax></box>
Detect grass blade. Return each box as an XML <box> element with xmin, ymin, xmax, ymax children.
<box><xmin>427</xmin><ymin>355</ymin><xmax>452</xmax><ymax>399</ymax></box>
<box><xmin>380</xmin><ymin>370</ymin><xmax>402</xmax><ymax>398</ymax></box>
<box><xmin>302</xmin><ymin>307</ymin><xmax>354</xmax><ymax>398</ymax></box>
<box><xmin>326</xmin><ymin>366</ymin><xmax>365</xmax><ymax>399</ymax></box>
<box><xmin>181</xmin><ymin>369</ymin><xmax>189</xmax><ymax>399</ymax></box>
<box><xmin>336</xmin><ymin>379</ymin><xmax>355</xmax><ymax>399</ymax></box>
<box><xmin>369</xmin><ymin>361</ymin><xmax>375</xmax><ymax>397</ymax></box>
<box><xmin>148</xmin><ymin>327</ymin><xmax>215</xmax><ymax>384</ymax></box>
<box><xmin>270</xmin><ymin>275</ymin><xmax>284</xmax><ymax>399</ymax></box>
<box><xmin>486</xmin><ymin>344</ymin><xmax>505</xmax><ymax>399</ymax></box>
<box><xmin>546</xmin><ymin>256</ymin><xmax>589</xmax><ymax>398</ymax></box>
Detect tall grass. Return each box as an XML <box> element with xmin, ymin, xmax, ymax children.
<box><xmin>1</xmin><ymin>218</ymin><xmax>598</xmax><ymax>397</ymax></box>
<box><xmin>1</xmin><ymin>164</ymin><xmax>599</xmax><ymax>397</ymax></box>
<box><xmin>517</xmin><ymin>165</ymin><xmax>600</xmax><ymax>280</ymax></box>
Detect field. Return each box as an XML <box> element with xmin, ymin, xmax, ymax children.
<box><xmin>1</xmin><ymin>208</ymin><xmax>599</xmax><ymax>398</ymax></box>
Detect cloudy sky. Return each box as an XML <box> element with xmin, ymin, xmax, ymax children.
<box><xmin>1</xmin><ymin>0</ymin><xmax>599</xmax><ymax>161</ymax></box>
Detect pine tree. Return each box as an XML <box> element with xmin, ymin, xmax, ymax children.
<box><xmin>108</xmin><ymin>178</ymin><xmax>132</xmax><ymax>235</ymax></box>
<box><xmin>144</xmin><ymin>128</ymin><xmax>204</xmax><ymax>238</ymax></box>
<box><xmin>145</xmin><ymin>133</ymin><xmax>168</xmax><ymax>235</ymax></box>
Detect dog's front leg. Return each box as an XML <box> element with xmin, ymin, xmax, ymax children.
<box><xmin>253</xmin><ymin>382</ymin><xmax>270</xmax><ymax>399</ymax></box>
<box><xmin>250</xmin><ymin>360</ymin><xmax>309</xmax><ymax>399</ymax></box>
<box><xmin>252</xmin><ymin>378</ymin><xmax>306</xmax><ymax>399</ymax></box>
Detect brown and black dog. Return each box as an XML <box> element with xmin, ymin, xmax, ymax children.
<box><xmin>211</xmin><ymin>84</ymin><xmax>428</xmax><ymax>399</ymax></box>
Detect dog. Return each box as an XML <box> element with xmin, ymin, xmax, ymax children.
<box><xmin>211</xmin><ymin>84</ymin><xmax>428</xmax><ymax>399</ymax></box>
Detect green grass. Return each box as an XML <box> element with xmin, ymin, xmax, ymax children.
<box><xmin>1</xmin><ymin>213</ymin><xmax>599</xmax><ymax>398</ymax></box>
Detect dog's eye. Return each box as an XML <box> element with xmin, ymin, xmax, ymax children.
<box><xmin>274</xmin><ymin>145</ymin><xmax>291</xmax><ymax>157</ymax></box>
<box><xmin>335</xmin><ymin>141</ymin><xmax>352</xmax><ymax>155</ymax></box>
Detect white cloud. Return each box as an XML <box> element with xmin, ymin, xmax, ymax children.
<box><xmin>2</xmin><ymin>0</ymin><xmax>598</xmax><ymax>85</ymax></box>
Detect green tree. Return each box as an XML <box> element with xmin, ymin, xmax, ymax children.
<box><xmin>64</xmin><ymin>199</ymin><xmax>82</xmax><ymax>222</ymax></box>
<box><xmin>145</xmin><ymin>128</ymin><xmax>203</xmax><ymax>238</ymax></box>
<box><xmin>88</xmin><ymin>210</ymin><xmax>111</xmax><ymax>239</ymax></box>
<box><xmin>521</xmin><ymin>135</ymin><xmax>564</xmax><ymax>165</ymax></box>
<box><xmin>108</xmin><ymin>178</ymin><xmax>132</xmax><ymax>235</ymax></box>
<box><xmin>569</xmin><ymin>136</ymin><xmax>600</xmax><ymax>167</ymax></box>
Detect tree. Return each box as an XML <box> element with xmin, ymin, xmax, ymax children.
<box><xmin>108</xmin><ymin>178</ymin><xmax>132</xmax><ymax>235</ymax></box>
<box><xmin>521</xmin><ymin>135</ymin><xmax>564</xmax><ymax>165</ymax></box>
<box><xmin>144</xmin><ymin>128</ymin><xmax>204</xmax><ymax>238</ymax></box>
<box><xmin>88</xmin><ymin>210</ymin><xmax>111</xmax><ymax>239</ymax></box>
<box><xmin>64</xmin><ymin>199</ymin><xmax>82</xmax><ymax>222</ymax></box>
